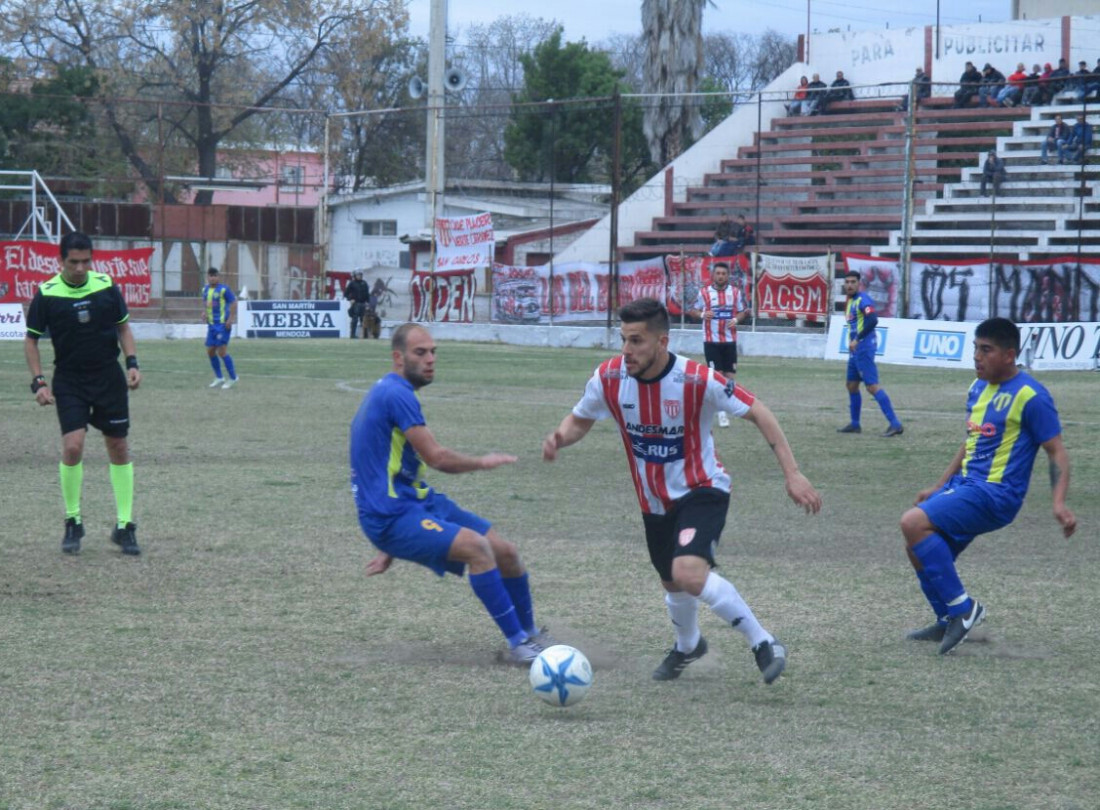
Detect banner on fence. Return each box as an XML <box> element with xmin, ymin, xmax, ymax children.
<box><xmin>665</xmin><ymin>254</ymin><xmax>751</xmax><ymax>317</ymax></box>
<box><xmin>755</xmin><ymin>253</ymin><xmax>830</xmax><ymax>321</ymax></box>
<box><xmin>840</xmin><ymin>254</ymin><xmax>901</xmax><ymax>317</ymax></box>
<box><xmin>241</xmin><ymin>300</ymin><xmax>347</xmax><ymax>338</ymax></box>
<box><xmin>434</xmin><ymin>212</ymin><xmax>494</xmax><ymax>271</ymax></box>
<box><xmin>0</xmin><ymin>302</ymin><xmax>26</xmax><ymax>341</ymax></box>
<box><xmin>0</xmin><ymin>240</ymin><xmax>154</xmax><ymax>307</ymax></box>
<box><xmin>907</xmin><ymin>257</ymin><xmax>991</xmax><ymax>321</ymax></box>
<box><xmin>411</xmin><ymin>269</ymin><xmax>477</xmax><ymax>323</ymax></box>
<box><xmin>827</xmin><ymin>316</ymin><xmax>1100</xmax><ymax>370</ymax></box>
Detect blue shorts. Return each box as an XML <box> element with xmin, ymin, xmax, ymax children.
<box><xmin>358</xmin><ymin>492</ymin><xmax>492</xmax><ymax>577</ymax></box>
<box><xmin>919</xmin><ymin>475</ymin><xmax>1020</xmax><ymax>547</ymax></box>
<box><xmin>205</xmin><ymin>324</ymin><xmax>232</xmax><ymax>347</ymax></box>
<box><xmin>846</xmin><ymin>338</ymin><xmax>879</xmax><ymax>385</ymax></box>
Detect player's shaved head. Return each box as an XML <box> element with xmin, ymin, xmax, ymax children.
<box><xmin>391</xmin><ymin>322</ymin><xmax>429</xmax><ymax>353</ymax></box>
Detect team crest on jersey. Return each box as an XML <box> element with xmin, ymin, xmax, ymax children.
<box><xmin>992</xmin><ymin>392</ymin><xmax>1013</xmax><ymax>411</ymax></box>
<box><xmin>663</xmin><ymin>399</ymin><xmax>681</xmax><ymax>418</ymax></box>
<box><xmin>678</xmin><ymin>528</ymin><xmax>696</xmax><ymax>546</ymax></box>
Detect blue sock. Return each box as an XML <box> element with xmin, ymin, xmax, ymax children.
<box><xmin>209</xmin><ymin>355</ymin><xmax>222</xmax><ymax>378</ymax></box>
<box><xmin>912</xmin><ymin>534</ymin><xmax>972</xmax><ymax>617</ymax></box>
<box><xmin>874</xmin><ymin>389</ymin><xmax>901</xmax><ymax>427</ymax></box>
<box><xmin>223</xmin><ymin>355</ymin><xmax>237</xmax><ymax>380</ymax></box>
<box><xmin>469</xmin><ymin>569</ymin><xmax>526</xmax><ymax>647</ymax></box>
<box><xmin>502</xmin><ymin>572</ymin><xmax>536</xmax><ymax>637</ymax></box>
<box><xmin>916</xmin><ymin>569</ymin><xmax>949</xmax><ymax>622</ymax></box>
<box><xmin>848</xmin><ymin>391</ymin><xmax>861</xmax><ymax>426</ymax></box>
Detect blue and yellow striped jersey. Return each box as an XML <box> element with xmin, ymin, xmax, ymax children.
<box><xmin>349</xmin><ymin>373</ymin><xmax>431</xmax><ymax>517</ymax></box>
<box><xmin>845</xmin><ymin>291</ymin><xmax>876</xmax><ymax>341</ymax></box>
<box><xmin>960</xmin><ymin>371</ymin><xmax>1061</xmax><ymax>502</ymax></box>
<box><xmin>202</xmin><ymin>283</ymin><xmax>236</xmax><ymax>325</ymax></box>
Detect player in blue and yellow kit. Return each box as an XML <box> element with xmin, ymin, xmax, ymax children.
<box><xmin>201</xmin><ymin>267</ymin><xmax>238</xmax><ymax>388</ymax></box>
<box><xmin>838</xmin><ymin>271</ymin><xmax>904</xmax><ymax>437</ymax></box>
<box><xmin>349</xmin><ymin>323</ymin><xmax>550</xmax><ymax>664</ymax></box>
<box><xmin>901</xmin><ymin>318</ymin><xmax>1076</xmax><ymax>654</ymax></box>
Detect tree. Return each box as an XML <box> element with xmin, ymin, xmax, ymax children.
<box><xmin>3</xmin><ymin>0</ymin><xmax>404</xmax><ymax>203</ymax></box>
<box><xmin>503</xmin><ymin>29</ymin><xmax>652</xmax><ymax>190</ymax></box>
<box><xmin>641</xmin><ymin>0</ymin><xmax>707</xmax><ymax>167</ymax></box>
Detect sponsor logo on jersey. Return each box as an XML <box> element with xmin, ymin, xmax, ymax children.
<box><xmin>625</xmin><ymin>422</ymin><xmax>685</xmax><ymax>436</ymax></box>
<box><xmin>966</xmin><ymin>420</ymin><xmax>998</xmax><ymax>437</ymax></box>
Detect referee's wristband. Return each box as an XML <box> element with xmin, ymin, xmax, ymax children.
<box><xmin>125</xmin><ymin>355</ymin><xmax>139</xmax><ymax>370</ymax></box>
<box><xmin>31</xmin><ymin>375</ymin><xmax>47</xmax><ymax>394</ymax></box>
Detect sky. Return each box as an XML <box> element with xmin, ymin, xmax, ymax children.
<box><xmin>407</xmin><ymin>0</ymin><xmax>1014</xmax><ymax>45</ymax></box>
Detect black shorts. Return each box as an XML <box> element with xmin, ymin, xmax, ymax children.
<box><xmin>642</xmin><ymin>488</ymin><xmax>730</xmax><ymax>582</ymax></box>
<box><xmin>53</xmin><ymin>364</ymin><xmax>130</xmax><ymax>438</ymax></box>
<box><xmin>704</xmin><ymin>341</ymin><xmax>738</xmax><ymax>374</ymax></box>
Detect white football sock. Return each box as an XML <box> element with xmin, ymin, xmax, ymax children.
<box><xmin>664</xmin><ymin>590</ymin><xmax>701</xmax><ymax>653</ymax></box>
<box><xmin>699</xmin><ymin>571</ymin><xmax>772</xmax><ymax>649</ymax></box>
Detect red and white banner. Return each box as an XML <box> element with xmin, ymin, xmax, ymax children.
<box><xmin>0</xmin><ymin>240</ymin><xmax>154</xmax><ymax>307</ymax></box>
<box><xmin>841</xmin><ymin>254</ymin><xmax>900</xmax><ymax>318</ymax></box>
<box><xmin>434</xmin><ymin>212</ymin><xmax>494</xmax><ymax>271</ymax></box>
<box><xmin>665</xmin><ymin>254</ymin><xmax>751</xmax><ymax>317</ymax></box>
<box><xmin>755</xmin><ymin>253</ymin><xmax>830</xmax><ymax>321</ymax></box>
<box><xmin>411</xmin><ymin>269</ymin><xmax>477</xmax><ymax>323</ymax></box>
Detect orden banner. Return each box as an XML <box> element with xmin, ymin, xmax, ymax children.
<box><xmin>411</xmin><ymin>269</ymin><xmax>477</xmax><ymax>323</ymax></box>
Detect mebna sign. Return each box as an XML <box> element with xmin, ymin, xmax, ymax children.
<box><xmin>241</xmin><ymin>300</ymin><xmax>348</xmax><ymax>339</ymax></box>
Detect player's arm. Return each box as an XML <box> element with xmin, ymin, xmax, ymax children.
<box><xmin>741</xmin><ymin>400</ymin><xmax>822</xmax><ymax>514</ymax></box>
<box><xmin>117</xmin><ymin>321</ymin><xmax>142</xmax><ymax>390</ymax></box>
<box><xmin>226</xmin><ymin>298</ymin><xmax>237</xmax><ymax>329</ymax></box>
<box><xmin>1042</xmin><ymin>434</ymin><xmax>1076</xmax><ymax>538</ymax></box>
<box><xmin>915</xmin><ymin>442</ymin><xmax>966</xmax><ymax>504</ymax></box>
<box><xmin>404</xmin><ymin>424</ymin><xmax>516</xmax><ymax>474</ymax></box>
<box><xmin>542</xmin><ymin>413</ymin><xmax>596</xmax><ymax>461</ymax></box>
<box><xmin>24</xmin><ymin>334</ymin><xmax>55</xmax><ymax>406</ymax></box>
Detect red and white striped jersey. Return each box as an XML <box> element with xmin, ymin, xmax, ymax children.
<box><xmin>572</xmin><ymin>353</ymin><xmax>756</xmax><ymax>515</ymax></box>
<box><xmin>693</xmin><ymin>284</ymin><xmax>747</xmax><ymax>343</ymax></box>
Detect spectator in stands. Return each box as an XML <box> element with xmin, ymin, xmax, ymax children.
<box><xmin>1020</xmin><ymin>64</ymin><xmax>1044</xmax><ymax>107</ymax></box>
<box><xmin>997</xmin><ymin>63</ymin><xmax>1028</xmax><ymax>107</ymax></box>
<box><xmin>1033</xmin><ymin>63</ymin><xmax>1055</xmax><ymax>106</ymax></box>
<box><xmin>803</xmin><ymin>73</ymin><xmax>828</xmax><ymax>116</ymax></box>
<box><xmin>709</xmin><ymin>217</ymin><xmax>739</xmax><ymax>257</ymax></box>
<box><xmin>978</xmin><ymin>63</ymin><xmax>1005</xmax><ymax>107</ymax></box>
<box><xmin>786</xmin><ymin>75</ymin><xmax>810</xmax><ymax>116</ymax></box>
<box><xmin>953</xmin><ymin>61</ymin><xmax>983</xmax><ymax>108</ymax></box>
<box><xmin>818</xmin><ymin>70</ymin><xmax>854</xmax><ymax>115</ymax></box>
<box><xmin>897</xmin><ymin>67</ymin><xmax>931</xmax><ymax>112</ymax></box>
<box><xmin>1070</xmin><ymin>61</ymin><xmax>1091</xmax><ymax>95</ymax></box>
<box><xmin>735</xmin><ymin>214</ymin><xmax>755</xmax><ymax>250</ymax></box>
<box><xmin>980</xmin><ymin>151</ymin><xmax>1006</xmax><ymax>196</ymax></box>
<box><xmin>1048</xmin><ymin>58</ymin><xmax>1070</xmax><ymax>98</ymax></box>
<box><xmin>1074</xmin><ymin>58</ymin><xmax>1100</xmax><ymax>101</ymax></box>
<box><xmin>1060</xmin><ymin>114</ymin><xmax>1094</xmax><ymax>165</ymax></box>
<box><xmin>1040</xmin><ymin>114</ymin><xmax>1070</xmax><ymax>165</ymax></box>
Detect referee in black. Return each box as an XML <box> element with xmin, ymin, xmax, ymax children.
<box><xmin>24</xmin><ymin>231</ymin><xmax>142</xmax><ymax>555</ymax></box>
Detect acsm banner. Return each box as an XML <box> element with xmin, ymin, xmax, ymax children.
<box><xmin>826</xmin><ymin>317</ymin><xmax>1100</xmax><ymax>371</ymax></box>
<box><xmin>241</xmin><ymin>300</ymin><xmax>348</xmax><ymax>338</ymax></box>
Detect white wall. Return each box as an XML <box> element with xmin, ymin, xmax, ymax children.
<box><xmin>328</xmin><ymin>195</ymin><xmax>423</xmax><ymax>273</ymax></box>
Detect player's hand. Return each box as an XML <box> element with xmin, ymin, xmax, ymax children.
<box><xmin>127</xmin><ymin>368</ymin><xmax>142</xmax><ymax>390</ymax></box>
<box><xmin>35</xmin><ymin>386</ymin><xmax>55</xmax><ymax>406</ymax></box>
<box><xmin>365</xmin><ymin>552</ymin><xmax>394</xmax><ymax>576</ymax></box>
<box><xmin>1054</xmin><ymin>504</ymin><xmax>1077</xmax><ymax>538</ymax></box>
<box><xmin>848</xmin><ymin>339</ymin><xmax>858</xmax><ymax>352</ymax></box>
<box><xmin>914</xmin><ymin>487</ymin><xmax>936</xmax><ymax>505</ymax></box>
<box><xmin>702</xmin><ymin>310</ymin><xmax>713</xmax><ymax>321</ymax></box>
<box><xmin>479</xmin><ymin>452</ymin><xmax>518</xmax><ymax>470</ymax></box>
<box><xmin>542</xmin><ymin>430</ymin><xmax>564</xmax><ymax>462</ymax></box>
<box><xmin>785</xmin><ymin>472</ymin><xmax>822</xmax><ymax>514</ymax></box>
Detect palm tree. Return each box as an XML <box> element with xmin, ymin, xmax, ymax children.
<box><xmin>641</xmin><ymin>0</ymin><xmax>708</xmax><ymax>166</ymax></box>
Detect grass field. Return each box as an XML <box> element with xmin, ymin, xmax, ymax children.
<box><xmin>1</xmin><ymin>336</ymin><xmax>1098</xmax><ymax>810</ymax></box>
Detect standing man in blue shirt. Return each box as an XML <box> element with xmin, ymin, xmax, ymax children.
<box><xmin>202</xmin><ymin>267</ymin><xmax>238</xmax><ymax>388</ymax></box>
<box><xmin>838</xmin><ymin>272</ymin><xmax>903</xmax><ymax>436</ymax></box>
<box><xmin>901</xmin><ymin>318</ymin><xmax>1076</xmax><ymax>654</ymax></box>
<box><xmin>350</xmin><ymin>323</ymin><xmax>550</xmax><ymax>664</ymax></box>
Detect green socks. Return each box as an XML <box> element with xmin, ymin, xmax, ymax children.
<box><xmin>109</xmin><ymin>462</ymin><xmax>134</xmax><ymax>528</ymax></box>
<box><xmin>59</xmin><ymin>461</ymin><xmax>84</xmax><ymax>521</ymax></box>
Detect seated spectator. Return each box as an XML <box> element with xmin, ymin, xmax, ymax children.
<box><xmin>897</xmin><ymin>67</ymin><xmax>931</xmax><ymax>112</ymax></box>
<box><xmin>980</xmin><ymin>151</ymin><xmax>1006</xmax><ymax>197</ymax></box>
<box><xmin>1040</xmin><ymin>114</ymin><xmax>1070</xmax><ymax>165</ymax></box>
<box><xmin>1020</xmin><ymin>64</ymin><xmax>1044</xmax><ymax>106</ymax></box>
<box><xmin>978</xmin><ymin>64</ymin><xmax>1005</xmax><ymax>107</ymax></box>
<box><xmin>1033</xmin><ymin>63</ymin><xmax>1055</xmax><ymax>106</ymax></box>
<box><xmin>818</xmin><ymin>70</ymin><xmax>854</xmax><ymax>115</ymax></box>
<box><xmin>803</xmin><ymin>73</ymin><xmax>828</xmax><ymax>116</ymax></box>
<box><xmin>735</xmin><ymin>214</ymin><xmax>755</xmax><ymax>250</ymax></box>
<box><xmin>1048</xmin><ymin>58</ymin><xmax>1070</xmax><ymax>98</ymax></box>
<box><xmin>786</xmin><ymin>75</ymin><xmax>810</xmax><ymax>116</ymax></box>
<box><xmin>952</xmin><ymin>61</ymin><xmax>983</xmax><ymax>108</ymax></box>
<box><xmin>708</xmin><ymin>216</ymin><xmax>737</xmax><ymax>257</ymax></box>
<box><xmin>1060</xmin><ymin>114</ymin><xmax>1094</xmax><ymax>164</ymax></box>
<box><xmin>997</xmin><ymin>63</ymin><xmax>1027</xmax><ymax>107</ymax></box>
<box><xmin>1075</xmin><ymin>58</ymin><xmax>1100</xmax><ymax>101</ymax></box>
<box><xmin>1070</xmin><ymin>60</ymin><xmax>1091</xmax><ymax>95</ymax></box>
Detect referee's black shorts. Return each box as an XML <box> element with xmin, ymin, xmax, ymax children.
<box><xmin>52</xmin><ymin>364</ymin><xmax>130</xmax><ymax>437</ymax></box>
<box><xmin>704</xmin><ymin>341</ymin><xmax>738</xmax><ymax>374</ymax></box>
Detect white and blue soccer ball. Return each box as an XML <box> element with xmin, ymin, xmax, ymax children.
<box><xmin>529</xmin><ymin>644</ymin><xmax>593</xmax><ymax>707</ymax></box>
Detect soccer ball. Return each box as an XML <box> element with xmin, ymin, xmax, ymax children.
<box><xmin>529</xmin><ymin>645</ymin><xmax>593</xmax><ymax>707</ymax></box>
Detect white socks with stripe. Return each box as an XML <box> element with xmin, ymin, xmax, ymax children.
<box><xmin>699</xmin><ymin>571</ymin><xmax>771</xmax><ymax>649</ymax></box>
